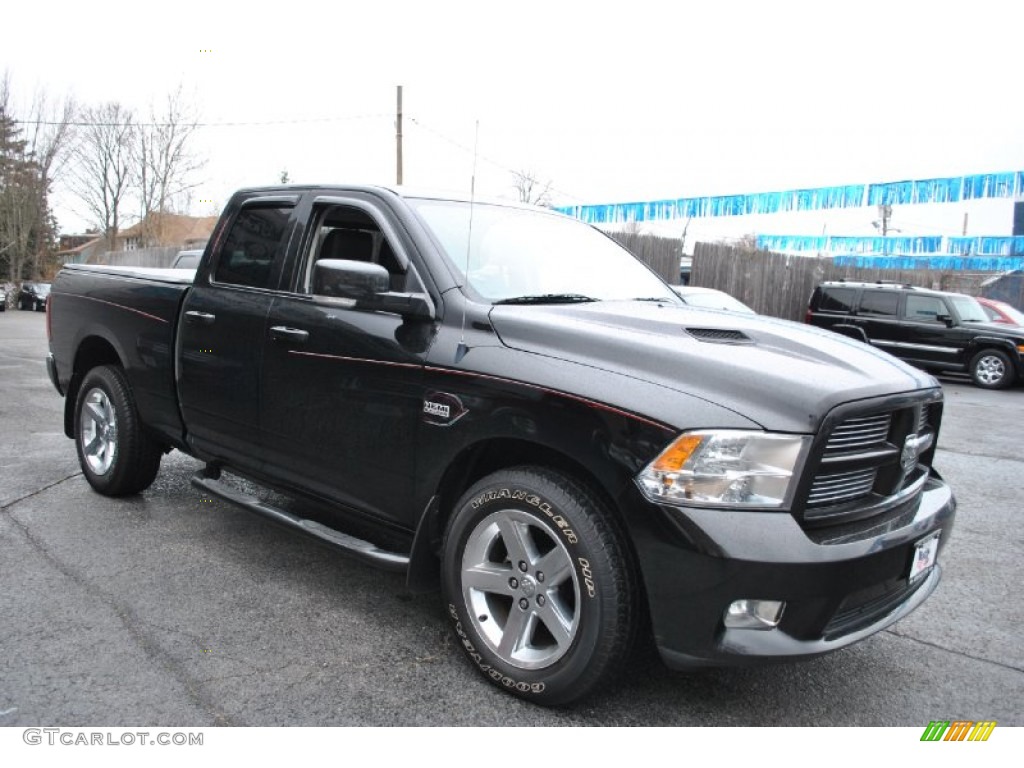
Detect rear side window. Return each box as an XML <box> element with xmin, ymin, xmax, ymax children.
<box><xmin>818</xmin><ymin>287</ymin><xmax>856</xmax><ymax>313</ymax></box>
<box><xmin>859</xmin><ymin>291</ymin><xmax>899</xmax><ymax>317</ymax></box>
<box><xmin>214</xmin><ymin>205</ymin><xmax>292</xmax><ymax>289</ymax></box>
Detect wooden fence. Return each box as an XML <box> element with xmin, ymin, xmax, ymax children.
<box><xmin>692</xmin><ymin>242</ymin><xmax>1003</xmax><ymax>321</ymax></box>
<box><xmin>606</xmin><ymin>231</ymin><xmax>680</xmax><ymax>282</ymax></box>
<box><xmin>82</xmin><ymin>245</ymin><xmax>182</xmax><ymax>269</ymax></box>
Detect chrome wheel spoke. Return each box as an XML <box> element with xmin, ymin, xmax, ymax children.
<box><xmin>84</xmin><ymin>433</ymin><xmax>102</xmax><ymax>455</ymax></box>
<box><xmin>498</xmin><ymin>606</ymin><xmax>534</xmax><ymax>657</ymax></box>
<box><xmin>86</xmin><ymin>401</ymin><xmax>107</xmax><ymax>427</ymax></box>
<box><xmin>463</xmin><ymin>563</ymin><xmax>515</xmax><ymax>595</ymax></box>
<box><xmin>535</xmin><ymin>545</ymin><xmax>573</xmax><ymax>587</ymax></box>
<box><xmin>496</xmin><ymin>517</ymin><xmax>533</xmax><ymax>567</ymax></box>
<box><xmin>537</xmin><ymin>599</ymin><xmax>573</xmax><ymax>651</ymax></box>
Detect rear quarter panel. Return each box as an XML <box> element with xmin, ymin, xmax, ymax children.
<box><xmin>50</xmin><ymin>266</ymin><xmax>191</xmax><ymax>447</ymax></box>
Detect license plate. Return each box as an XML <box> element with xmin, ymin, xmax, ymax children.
<box><xmin>909</xmin><ymin>531</ymin><xmax>940</xmax><ymax>582</ymax></box>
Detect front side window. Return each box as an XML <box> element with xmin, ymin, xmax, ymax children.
<box><xmin>214</xmin><ymin>205</ymin><xmax>292</xmax><ymax>289</ymax></box>
<box><xmin>904</xmin><ymin>295</ymin><xmax>946</xmax><ymax>323</ymax></box>
<box><xmin>302</xmin><ymin>204</ymin><xmax>416</xmax><ymax>294</ymax></box>
<box><xmin>859</xmin><ymin>291</ymin><xmax>899</xmax><ymax>317</ymax></box>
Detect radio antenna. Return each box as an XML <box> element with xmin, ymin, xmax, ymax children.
<box><xmin>456</xmin><ymin>119</ymin><xmax>479</xmax><ymax>364</ymax></box>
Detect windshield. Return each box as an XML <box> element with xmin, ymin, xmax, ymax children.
<box><xmin>949</xmin><ymin>295</ymin><xmax>987</xmax><ymax>323</ymax></box>
<box><xmin>409</xmin><ymin>200</ymin><xmax>678</xmax><ymax>303</ymax></box>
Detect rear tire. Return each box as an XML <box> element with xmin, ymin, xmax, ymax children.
<box><xmin>970</xmin><ymin>349</ymin><xmax>1013</xmax><ymax>389</ymax></box>
<box><xmin>74</xmin><ymin>365</ymin><xmax>163</xmax><ymax>496</ymax></box>
<box><xmin>441</xmin><ymin>466</ymin><xmax>635</xmax><ymax>706</ymax></box>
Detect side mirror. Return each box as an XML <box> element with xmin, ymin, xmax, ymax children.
<box><xmin>312</xmin><ymin>258</ymin><xmax>434</xmax><ymax>319</ymax></box>
<box><xmin>313</xmin><ymin>259</ymin><xmax>389</xmax><ymax>301</ymax></box>
<box><xmin>936</xmin><ymin>313</ymin><xmax>954</xmax><ymax>327</ymax></box>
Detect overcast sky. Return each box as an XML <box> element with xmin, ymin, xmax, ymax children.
<box><xmin>5</xmin><ymin>0</ymin><xmax>1023</xmax><ymax>246</ymax></box>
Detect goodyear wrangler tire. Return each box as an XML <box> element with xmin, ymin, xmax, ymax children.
<box><xmin>74</xmin><ymin>365</ymin><xmax>163</xmax><ymax>496</ymax></box>
<box><xmin>441</xmin><ymin>466</ymin><xmax>635</xmax><ymax>705</ymax></box>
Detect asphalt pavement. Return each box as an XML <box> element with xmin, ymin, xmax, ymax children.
<box><xmin>1</xmin><ymin>308</ymin><xmax>1021</xmax><ymax>726</ymax></box>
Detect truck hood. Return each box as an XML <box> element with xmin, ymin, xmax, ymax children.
<box><xmin>488</xmin><ymin>301</ymin><xmax>937</xmax><ymax>433</ymax></box>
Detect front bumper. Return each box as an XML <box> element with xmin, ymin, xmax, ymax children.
<box><xmin>621</xmin><ymin>474</ymin><xmax>955</xmax><ymax>668</ymax></box>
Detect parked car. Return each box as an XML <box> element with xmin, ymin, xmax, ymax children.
<box><xmin>19</xmin><ymin>281</ymin><xmax>51</xmax><ymax>311</ymax></box>
<box><xmin>47</xmin><ymin>186</ymin><xmax>955</xmax><ymax>705</ymax></box>
<box><xmin>0</xmin><ymin>284</ymin><xmax>7</xmax><ymax>312</ymax></box>
<box><xmin>671</xmin><ymin>285</ymin><xmax>755</xmax><ymax>314</ymax></box>
<box><xmin>977</xmin><ymin>296</ymin><xmax>1024</xmax><ymax>327</ymax></box>
<box><xmin>171</xmin><ymin>249</ymin><xmax>203</xmax><ymax>269</ymax></box>
<box><xmin>806</xmin><ymin>280</ymin><xmax>1024</xmax><ymax>389</ymax></box>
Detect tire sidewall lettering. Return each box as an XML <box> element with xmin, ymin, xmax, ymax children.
<box><xmin>447</xmin><ymin>605</ymin><xmax>546</xmax><ymax>694</ymax></box>
<box><xmin>470</xmin><ymin>486</ymin><xmax>580</xmax><ymax>546</ymax></box>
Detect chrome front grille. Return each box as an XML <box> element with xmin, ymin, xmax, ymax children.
<box><xmin>807</xmin><ymin>469</ymin><xmax>877</xmax><ymax>506</ymax></box>
<box><xmin>801</xmin><ymin>397</ymin><xmax>942</xmax><ymax>528</ymax></box>
<box><xmin>825</xmin><ymin>414</ymin><xmax>891</xmax><ymax>452</ymax></box>
<box><xmin>916</xmin><ymin>403</ymin><xmax>931</xmax><ymax>434</ymax></box>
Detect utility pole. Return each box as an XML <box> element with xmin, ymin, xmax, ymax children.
<box><xmin>874</xmin><ymin>204</ymin><xmax>894</xmax><ymax>255</ymax></box>
<box><xmin>395</xmin><ymin>85</ymin><xmax>403</xmax><ymax>186</ymax></box>
<box><xmin>878</xmin><ymin>204</ymin><xmax>891</xmax><ymax>237</ymax></box>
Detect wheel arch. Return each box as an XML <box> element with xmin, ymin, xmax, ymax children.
<box><xmin>64</xmin><ymin>335</ymin><xmax>124</xmax><ymax>438</ymax></box>
<box><xmin>408</xmin><ymin>436</ymin><xmax>642</xmax><ymax>596</ymax></box>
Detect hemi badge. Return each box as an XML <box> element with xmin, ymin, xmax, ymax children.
<box><xmin>422</xmin><ymin>393</ymin><xmax>468</xmax><ymax>426</ymax></box>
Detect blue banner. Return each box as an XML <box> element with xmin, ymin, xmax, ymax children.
<box><xmin>557</xmin><ymin>170</ymin><xmax>1024</xmax><ymax>223</ymax></box>
<box><xmin>833</xmin><ymin>255</ymin><xmax>1024</xmax><ymax>271</ymax></box>
<box><xmin>759</xmin><ymin>235</ymin><xmax>1024</xmax><ymax>257</ymax></box>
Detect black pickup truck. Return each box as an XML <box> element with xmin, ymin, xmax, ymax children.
<box><xmin>47</xmin><ymin>185</ymin><xmax>956</xmax><ymax>705</ymax></box>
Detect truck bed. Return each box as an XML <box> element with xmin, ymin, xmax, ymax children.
<box><xmin>64</xmin><ymin>263</ymin><xmax>198</xmax><ymax>284</ymax></box>
<box><xmin>49</xmin><ymin>264</ymin><xmax>194</xmax><ymax>449</ymax></box>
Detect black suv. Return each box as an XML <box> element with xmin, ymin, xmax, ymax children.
<box><xmin>18</xmin><ymin>281</ymin><xmax>51</xmax><ymax>312</ymax></box>
<box><xmin>806</xmin><ymin>281</ymin><xmax>1024</xmax><ymax>389</ymax></box>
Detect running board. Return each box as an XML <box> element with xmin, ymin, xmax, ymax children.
<box><xmin>191</xmin><ymin>471</ymin><xmax>410</xmax><ymax>571</ymax></box>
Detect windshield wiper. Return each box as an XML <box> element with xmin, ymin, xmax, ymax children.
<box><xmin>493</xmin><ymin>293</ymin><xmax>598</xmax><ymax>305</ymax></box>
<box><xmin>631</xmin><ymin>296</ymin><xmax>674</xmax><ymax>302</ymax></box>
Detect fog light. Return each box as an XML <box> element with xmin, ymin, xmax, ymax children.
<box><xmin>724</xmin><ymin>599</ymin><xmax>785</xmax><ymax>630</ymax></box>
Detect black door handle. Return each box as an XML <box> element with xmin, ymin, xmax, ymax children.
<box><xmin>269</xmin><ymin>326</ymin><xmax>310</xmax><ymax>343</ymax></box>
<box><xmin>184</xmin><ymin>310</ymin><xmax>216</xmax><ymax>325</ymax></box>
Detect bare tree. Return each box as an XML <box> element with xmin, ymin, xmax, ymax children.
<box><xmin>0</xmin><ymin>74</ymin><xmax>74</xmax><ymax>282</ymax></box>
<box><xmin>135</xmin><ymin>85</ymin><xmax>204</xmax><ymax>243</ymax></box>
<box><xmin>735</xmin><ymin>232</ymin><xmax>760</xmax><ymax>253</ymax></box>
<box><xmin>69</xmin><ymin>102</ymin><xmax>136</xmax><ymax>250</ymax></box>
<box><xmin>512</xmin><ymin>169</ymin><xmax>553</xmax><ymax>207</ymax></box>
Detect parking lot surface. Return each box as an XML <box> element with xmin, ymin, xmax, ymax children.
<box><xmin>1</xmin><ymin>309</ymin><xmax>1021</xmax><ymax>725</ymax></box>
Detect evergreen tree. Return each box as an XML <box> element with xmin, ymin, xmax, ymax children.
<box><xmin>0</xmin><ymin>100</ymin><xmax>53</xmax><ymax>282</ymax></box>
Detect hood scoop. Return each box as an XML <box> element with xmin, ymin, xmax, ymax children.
<box><xmin>685</xmin><ymin>327</ymin><xmax>753</xmax><ymax>344</ymax></box>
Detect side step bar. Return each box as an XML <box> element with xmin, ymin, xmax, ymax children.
<box><xmin>191</xmin><ymin>470</ymin><xmax>410</xmax><ymax>572</ymax></box>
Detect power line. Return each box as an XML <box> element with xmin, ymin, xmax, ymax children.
<box><xmin>13</xmin><ymin>108</ymin><xmax>587</xmax><ymax>203</ymax></box>
<box><xmin>11</xmin><ymin>113</ymin><xmax>391</xmax><ymax>128</ymax></box>
<box><xmin>406</xmin><ymin>117</ymin><xmax>586</xmax><ymax>203</ymax></box>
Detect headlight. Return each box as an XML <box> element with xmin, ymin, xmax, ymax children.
<box><xmin>636</xmin><ymin>430</ymin><xmax>809</xmax><ymax>509</ymax></box>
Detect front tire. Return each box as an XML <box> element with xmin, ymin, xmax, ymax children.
<box><xmin>74</xmin><ymin>365</ymin><xmax>163</xmax><ymax>496</ymax></box>
<box><xmin>442</xmin><ymin>467</ymin><xmax>635</xmax><ymax>706</ymax></box>
<box><xmin>970</xmin><ymin>349</ymin><xmax>1013</xmax><ymax>389</ymax></box>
